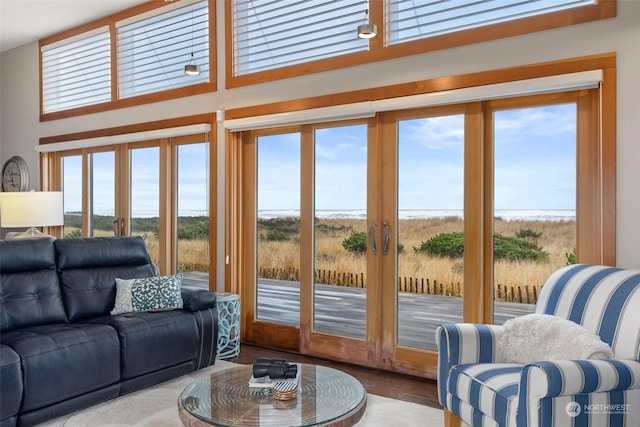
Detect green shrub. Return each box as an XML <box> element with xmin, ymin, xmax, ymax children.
<box><xmin>414</xmin><ymin>231</ymin><xmax>549</xmax><ymax>263</ymax></box>
<box><xmin>177</xmin><ymin>217</ymin><xmax>209</xmax><ymax>240</ymax></box>
<box><xmin>65</xmin><ymin>229</ymin><xmax>82</xmax><ymax>238</ymax></box>
<box><xmin>515</xmin><ymin>228</ymin><xmax>542</xmax><ymax>242</ymax></box>
<box><xmin>493</xmin><ymin>233</ymin><xmax>549</xmax><ymax>262</ymax></box>
<box><xmin>565</xmin><ymin>247</ymin><xmax>576</xmax><ymax>265</ymax></box>
<box><xmin>414</xmin><ymin>232</ymin><xmax>464</xmax><ymax>257</ymax></box>
<box><xmin>263</xmin><ymin>229</ymin><xmax>290</xmax><ymax>241</ymax></box>
<box><xmin>257</xmin><ymin>217</ymin><xmax>300</xmax><ymax>241</ymax></box>
<box><xmin>342</xmin><ymin>231</ymin><xmax>368</xmax><ymax>254</ymax></box>
<box><xmin>258</xmin><ymin>217</ymin><xmax>300</xmax><ymax>233</ymax></box>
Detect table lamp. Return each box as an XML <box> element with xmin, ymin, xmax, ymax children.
<box><xmin>0</xmin><ymin>191</ymin><xmax>64</xmax><ymax>239</ymax></box>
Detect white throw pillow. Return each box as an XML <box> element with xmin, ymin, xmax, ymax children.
<box><xmin>111</xmin><ymin>274</ymin><xmax>183</xmax><ymax>315</ymax></box>
<box><xmin>496</xmin><ymin>313</ymin><xmax>614</xmax><ymax>364</ymax></box>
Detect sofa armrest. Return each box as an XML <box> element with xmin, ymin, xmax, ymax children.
<box><xmin>517</xmin><ymin>359</ymin><xmax>640</xmax><ymax>426</ymax></box>
<box><xmin>436</xmin><ymin>323</ymin><xmax>504</xmax><ymax>406</ymax></box>
<box><xmin>181</xmin><ymin>286</ymin><xmax>217</xmax><ymax>312</ymax></box>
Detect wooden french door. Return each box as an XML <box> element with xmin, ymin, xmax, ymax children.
<box><xmin>237</xmin><ymin>107</ymin><xmax>471</xmax><ymax>376</ymax></box>
<box><xmin>234</xmin><ymin>88</ymin><xmax>610</xmax><ymax>378</ymax></box>
<box><xmin>377</xmin><ymin>105</ymin><xmax>471</xmax><ymax>376</ymax></box>
<box><xmin>238</xmin><ymin>122</ymin><xmax>377</xmax><ymax>366</ymax></box>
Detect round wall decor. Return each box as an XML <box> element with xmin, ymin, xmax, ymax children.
<box><xmin>2</xmin><ymin>155</ymin><xmax>30</xmax><ymax>192</ymax></box>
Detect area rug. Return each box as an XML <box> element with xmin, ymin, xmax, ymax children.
<box><xmin>40</xmin><ymin>360</ymin><xmax>443</xmax><ymax>426</ymax></box>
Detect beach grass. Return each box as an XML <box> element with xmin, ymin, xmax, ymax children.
<box><xmin>67</xmin><ymin>216</ymin><xmax>575</xmax><ymax>299</ymax></box>
<box><xmin>258</xmin><ymin>217</ymin><xmax>575</xmax><ymax>292</ymax></box>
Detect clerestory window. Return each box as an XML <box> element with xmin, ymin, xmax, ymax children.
<box><xmin>228</xmin><ymin>0</ymin><xmax>613</xmax><ymax>86</ymax></box>
<box><xmin>386</xmin><ymin>0</ymin><xmax>596</xmax><ymax>45</ymax></box>
<box><xmin>232</xmin><ymin>0</ymin><xmax>370</xmax><ymax>76</ymax></box>
<box><xmin>117</xmin><ymin>0</ymin><xmax>209</xmax><ymax>98</ymax></box>
<box><xmin>40</xmin><ymin>0</ymin><xmax>214</xmax><ymax>120</ymax></box>
<box><xmin>42</xmin><ymin>27</ymin><xmax>111</xmax><ymax>114</ymax></box>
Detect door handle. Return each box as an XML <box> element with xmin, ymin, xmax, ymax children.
<box><xmin>367</xmin><ymin>222</ymin><xmax>378</xmax><ymax>255</ymax></box>
<box><xmin>113</xmin><ymin>218</ymin><xmax>125</xmax><ymax>236</ymax></box>
<box><xmin>383</xmin><ymin>221</ymin><xmax>390</xmax><ymax>255</ymax></box>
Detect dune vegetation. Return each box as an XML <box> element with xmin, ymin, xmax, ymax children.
<box><xmin>65</xmin><ymin>214</ymin><xmax>575</xmax><ymax>303</ymax></box>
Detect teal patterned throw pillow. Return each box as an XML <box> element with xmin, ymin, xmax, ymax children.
<box><xmin>111</xmin><ymin>274</ymin><xmax>183</xmax><ymax>315</ymax></box>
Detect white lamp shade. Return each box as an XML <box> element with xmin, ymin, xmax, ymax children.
<box><xmin>0</xmin><ymin>191</ymin><xmax>64</xmax><ymax>228</ymax></box>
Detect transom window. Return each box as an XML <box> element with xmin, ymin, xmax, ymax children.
<box><xmin>39</xmin><ymin>0</ymin><xmax>214</xmax><ymax>120</ymax></box>
<box><xmin>232</xmin><ymin>0</ymin><xmax>369</xmax><ymax>76</ymax></box>
<box><xmin>386</xmin><ymin>0</ymin><xmax>596</xmax><ymax>45</ymax></box>
<box><xmin>42</xmin><ymin>27</ymin><xmax>111</xmax><ymax>114</ymax></box>
<box><xmin>117</xmin><ymin>0</ymin><xmax>209</xmax><ymax>98</ymax></box>
<box><xmin>227</xmin><ymin>0</ymin><xmax>613</xmax><ymax>86</ymax></box>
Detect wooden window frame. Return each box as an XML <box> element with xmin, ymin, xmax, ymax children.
<box><xmin>225</xmin><ymin>0</ymin><xmax>615</xmax><ymax>88</ymax></box>
<box><xmin>40</xmin><ymin>113</ymin><xmax>218</xmax><ymax>290</ymax></box>
<box><xmin>226</xmin><ymin>53</ymin><xmax>616</xmax><ymax>356</ymax></box>
<box><xmin>39</xmin><ymin>1</ymin><xmax>217</xmax><ymax>122</ymax></box>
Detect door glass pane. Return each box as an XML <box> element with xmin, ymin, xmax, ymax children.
<box><xmin>256</xmin><ymin>133</ymin><xmax>301</xmax><ymax>325</ymax></box>
<box><xmin>397</xmin><ymin>115</ymin><xmax>465</xmax><ymax>351</ymax></box>
<box><xmin>90</xmin><ymin>151</ymin><xmax>115</xmax><ymax>237</ymax></box>
<box><xmin>130</xmin><ymin>146</ymin><xmax>160</xmax><ymax>258</ymax></box>
<box><xmin>493</xmin><ymin>104</ymin><xmax>577</xmax><ymax>324</ymax></box>
<box><xmin>177</xmin><ymin>142</ymin><xmax>210</xmax><ymax>287</ymax></box>
<box><xmin>313</xmin><ymin>124</ymin><xmax>367</xmax><ymax>339</ymax></box>
<box><xmin>62</xmin><ymin>155</ymin><xmax>82</xmax><ymax>238</ymax></box>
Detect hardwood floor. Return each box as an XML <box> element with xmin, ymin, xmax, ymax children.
<box><xmin>226</xmin><ymin>343</ymin><xmax>441</xmax><ymax>409</ymax></box>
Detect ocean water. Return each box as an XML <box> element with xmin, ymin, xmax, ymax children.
<box><xmin>85</xmin><ymin>209</ymin><xmax>575</xmax><ymax>221</ymax></box>
<box><xmin>258</xmin><ymin>209</ymin><xmax>576</xmax><ymax>221</ymax></box>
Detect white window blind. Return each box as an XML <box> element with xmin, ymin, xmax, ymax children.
<box><xmin>36</xmin><ymin>124</ymin><xmax>211</xmax><ymax>153</ymax></box>
<box><xmin>117</xmin><ymin>0</ymin><xmax>209</xmax><ymax>99</ymax></box>
<box><xmin>233</xmin><ymin>0</ymin><xmax>369</xmax><ymax>76</ymax></box>
<box><xmin>386</xmin><ymin>0</ymin><xmax>596</xmax><ymax>45</ymax></box>
<box><xmin>224</xmin><ymin>70</ymin><xmax>602</xmax><ymax>131</ymax></box>
<box><xmin>41</xmin><ymin>27</ymin><xmax>111</xmax><ymax>113</ymax></box>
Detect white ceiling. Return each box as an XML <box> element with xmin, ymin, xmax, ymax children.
<box><xmin>0</xmin><ymin>0</ymin><xmax>148</xmax><ymax>53</ymax></box>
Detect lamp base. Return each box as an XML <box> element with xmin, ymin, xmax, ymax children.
<box><xmin>6</xmin><ymin>227</ymin><xmax>54</xmax><ymax>239</ymax></box>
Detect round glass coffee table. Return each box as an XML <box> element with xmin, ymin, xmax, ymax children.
<box><xmin>178</xmin><ymin>364</ymin><xmax>366</xmax><ymax>427</ymax></box>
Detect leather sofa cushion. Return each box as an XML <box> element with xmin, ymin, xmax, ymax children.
<box><xmin>0</xmin><ymin>238</ymin><xmax>56</xmax><ymax>274</ymax></box>
<box><xmin>0</xmin><ymin>345</ymin><xmax>22</xmax><ymax>421</ymax></box>
<box><xmin>86</xmin><ymin>311</ymin><xmax>199</xmax><ymax>379</ymax></box>
<box><xmin>0</xmin><ymin>238</ymin><xmax>67</xmax><ymax>332</ymax></box>
<box><xmin>55</xmin><ymin>236</ymin><xmax>152</xmax><ymax>270</ymax></box>
<box><xmin>54</xmin><ymin>237</ymin><xmax>156</xmax><ymax>321</ymax></box>
<box><xmin>1</xmin><ymin>323</ymin><xmax>120</xmax><ymax>412</ymax></box>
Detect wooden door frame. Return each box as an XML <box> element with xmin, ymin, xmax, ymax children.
<box><xmin>226</xmin><ymin>55</ymin><xmax>616</xmax><ymax>378</ymax></box>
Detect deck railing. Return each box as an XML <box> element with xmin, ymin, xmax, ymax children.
<box><xmin>257</xmin><ymin>266</ymin><xmax>541</xmax><ymax>304</ymax></box>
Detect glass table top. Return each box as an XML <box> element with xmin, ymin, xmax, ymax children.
<box><xmin>178</xmin><ymin>363</ymin><xmax>367</xmax><ymax>427</ymax></box>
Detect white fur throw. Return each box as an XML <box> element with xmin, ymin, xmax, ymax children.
<box><xmin>496</xmin><ymin>313</ymin><xmax>614</xmax><ymax>364</ymax></box>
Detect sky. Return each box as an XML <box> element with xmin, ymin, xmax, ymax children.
<box><xmin>63</xmin><ymin>103</ymin><xmax>576</xmax><ymax>218</ymax></box>
<box><xmin>63</xmin><ymin>142</ymin><xmax>209</xmax><ymax>217</ymax></box>
<box><xmin>257</xmin><ymin>103</ymin><xmax>576</xmax><ymax>213</ymax></box>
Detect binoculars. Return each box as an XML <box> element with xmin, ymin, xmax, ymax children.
<box><xmin>252</xmin><ymin>358</ymin><xmax>298</xmax><ymax>379</ymax></box>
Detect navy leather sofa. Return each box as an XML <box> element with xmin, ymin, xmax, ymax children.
<box><xmin>0</xmin><ymin>236</ymin><xmax>218</xmax><ymax>427</ymax></box>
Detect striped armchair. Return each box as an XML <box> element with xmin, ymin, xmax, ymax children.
<box><xmin>436</xmin><ymin>264</ymin><xmax>640</xmax><ymax>427</ymax></box>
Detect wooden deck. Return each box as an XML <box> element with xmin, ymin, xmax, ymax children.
<box><xmin>183</xmin><ymin>273</ymin><xmax>533</xmax><ymax>351</ymax></box>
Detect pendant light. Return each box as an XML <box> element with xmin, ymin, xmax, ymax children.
<box><xmin>184</xmin><ymin>4</ymin><xmax>200</xmax><ymax>76</ymax></box>
<box><xmin>357</xmin><ymin>9</ymin><xmax>377</xmax><ymax>39</ymax></box>
<box><xmin>185</xmin><ymin>53</ymin><xmax>200</xmax><ymax>76</ymax></box>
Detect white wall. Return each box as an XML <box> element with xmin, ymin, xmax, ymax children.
<box><xmin>1</xmin><ymin>1</ymin><xmax>639</xmax><ymax>280</ymax></box>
